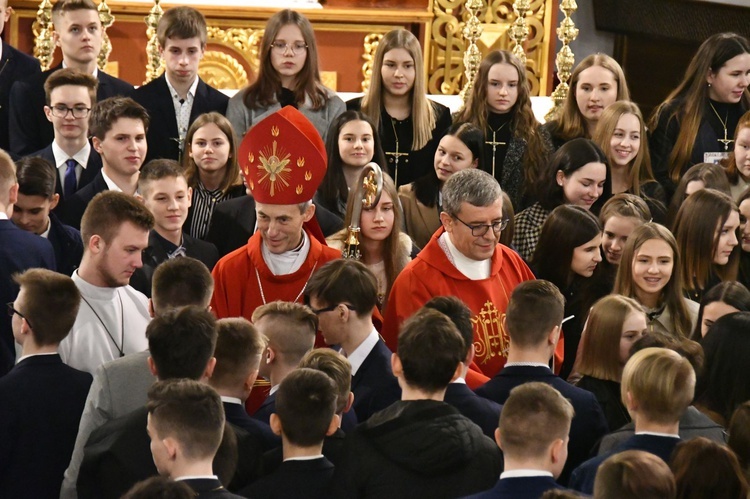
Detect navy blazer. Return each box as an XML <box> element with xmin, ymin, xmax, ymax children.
<box><xmin>0</xmin><ymin>354</ymin><xmax>92</xmax><ymax>499</ymax></box>
<box><xmin>351</xmin><ymin>338</ymin><xmax>401</xmax><ymax>422</ymax></box>
<box><xmin>206</xmin><ymin>195</ymin><xmax>344</xmax><ymax>257</ymax></box>
<box><xmin>463</xmin><ymin>476</ymin><xmax>564</xmax><ymax>499</ymax></box>
<box><xmin>0</xmin><ymin>42</ymin><xmax>41</xmax><ymax>154</ymax></box>
<box><xmin>47</xmin><ymin>213</ymin><xmax>84</xmax><ymax>276</ymax></box>
<box><xmin>62</xmin><ymin>170</ymin><xmax>109</xmax><ymax>229</ymax></box>
<box><xmin>263</xmin><ymin>427</ymin><xmax>347</xmax><ymax>474</ymax></box>
<box><xmin>252</xmin><ymin>391</ymin><xmax>276</xmax><ymax>426</ymax></box>
<box><xmin>445</xmin><ymin>382</ymin><xmax>502</xmax><ymax>439</ymax></box>
<box><xmin>242</xmin><ymin>457</ymin><xmax>335</xmax><ymax>499</ymax></box>
<box><xmin>133</xmin><ymin>75</ymin><xmax>229</xmax><ymax>163</ymax></box>
<box><xmin>9</xmin><ymin>64</ymin><xmax>133</xmax><ymax>157</ymax></box>
<box><xmin>0</xmin><ymin>220</ymin><xmax>56</xmax><ymax>375</ymax></box>
<box><xmin>129</xmin><ymin>230</ymin><xmax>219</xmax><ymax>297</ymax></box>
<box><xmin>569</xmin><ymin>433</ymin><xmax>681</xmax><ymax>495</ymax></box>
<box><xmin>181</xmin><ymin>478</ymin><xmax>244</xmax><ymax>499</ymax></box>
<box><xmin>475</xmin><ymin>365</ymin><xmax>608</xmax><ymax>485</ymax></box>
<box><xmin>222</xmin><ymin>401</ymin><xmax>280</xmax><ymax>452</ymax></box>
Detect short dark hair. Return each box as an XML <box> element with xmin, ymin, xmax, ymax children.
<box><xmin>211</xmin><ymin>318</ymin><xmax>266</xmax><ymax>390</ymax></box>
<box><xmin>423</xmin><ymin>296</ymin><xmax>473</xmax><ymax>359</ymax></box>
<box><xmin>275</xmin><ymin>368</ymin><xmax>336</xmax><ymax>447</ymax></box>
<box><xmin>122</xmin><ymin>477</ymin><xmax>194</xmax><ymax>499</ymax></box>
<box><xmin>305</xmin><ymin>259</ymin><xmax>378</xmax><ymax>316</ymax></box>
<box><xmin>157</xmin><ymin>7</ymin><xmax>207</xmax><ymax>48</ymax></box>
<box><xmin>671</xmin><ymin>437</ymin><xmax>748</xmax><ymax>499</ymax></box>
<box><xmin>594</xmin><ymin>450</ymin><xmax>676</xmax><ymax>499</ymax></box>
<box><xmin>147</xmin><ymin>306</ymin><xmax>217</xmax><ymax>380</ymax></box>
<box><xmin>151</xmin><ymin>257</ymin><xmax>213</xmax><ymax>315</ymax></box>
<box><xmin>44</xmin><ymin>67</ymin><xmax>98</xmax><ymax>106</ymax></box>
<box><xmin>80</xmin><ymin>191</ymin><xmax>154</xmax><ymax>245</ymax></box>
<box><xmin>397</xmin><ymin>308</ymin><xmax>464</xmax><ymax>392</ymax></box>
<box><xmin>138</xmin><ymin>159</ymin><xmax>187</xmax><ymax>197</ymax></box>
<box><xmin>51</xmin><ymin>0</ymin><xmax>98</xmax><ymax>22</ymax></box>
<box><xmin>13</xmin><ymin>269</ymin><xmax>81</xmax><ymax>346</ymax></box>
<box><xmin>16</xmin><ymin>156</ymin><xmax>57</xmax><ymax>199</ymax></box>
<box><xmin>147</xmin><ymin>379</ymin><xmax>224</xmax><ymax>460</ymax></box>
<box><xmin>299</xmin><ymin>349</ymin><xmax>352</xmax><ymax>414</ymax></box>
<box><xmin>505</xmin><ymin>280</ymin><xmax>564</xmax><ymax>348</ymax></box>
<box><xmin>89</xmin><ymin>96</ymin><xmax>150</xmax><ymax>140</ymax></box>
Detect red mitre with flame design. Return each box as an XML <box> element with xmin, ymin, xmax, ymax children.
<box><xmin>238</xmin><ymin>106</ymin><xmax>327</xmax><ymax>205</ymax></box>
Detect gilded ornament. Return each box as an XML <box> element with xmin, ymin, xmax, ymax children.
<box><xmin>97</xmin><ymin>0</ymin><xmax>114</xmax><ymax>71</ymax></box>
<box><xmin>271</xmin><ymin>125</ymin><xmax>280</xmax><ymax>137</ymax></box>
<box><xmin>297</xmin><ymin>157</ymin><xmax>305</xmax><ymax>168</ymax></box>
<box><xmin>472</xmin><ymin>300</ymin><xmax>509</xmax><ymax>365</ymax></box>
<box><xmin>304</xmin><ymin>171</ymin><xmax>312</xmax><ymax>181</ymax></box>
<box><xmin>296</xmin><ymin>185</ymin><xmax>304</xmax><ymax>195</ymax></box>
<box><xmin>546</xmin><ymin>0</ymin><xmax>578</xmax><ymax>121</ymax></box>
<box><xmin>361</xmin><ymin>33</ymin><xmax>383</xmax><ymax>93</ymax></box>
<box><xmin>144</xmin><ymin>0</ymin><xmax>164</xmax><ymax>84</ymax></box>
<box><xmin>257</xmin><ymin>141</ymin><xmax>292</xmax><ymax>197</ymax></box>
<box><xmin>32</xmin><ymin>0</ymin><xmax>53</xmax><ymax>71</ymax></box>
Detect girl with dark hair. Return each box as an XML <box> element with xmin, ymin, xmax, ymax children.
<box><xmin>673</xmin><ymin>188</ymin><xmax>741</xmax><ymax>301</ymax></box>
<box><xmin>349</xmin><ymin>29</ymin><xmax>451</xmax><ymax>187</ymax></box>
<box><xmin>615</xmin><ymin>223</ymin><xmax>698</xmax><ymax>339</ymax></box>
<box><xmin>666</xmin><ymin>162</ymin><xmax>731</xmax><ymax>226</ymax></box>
<box><xmin>543</xmin><ymin>54</ymin><xmax>630</xmax><ymax>150</ymax></box>
<box><xmin>456</xmin><ymin>50</ymin><xmax>552</xmax><ymax>208</ymax></box>
<box><xmin>671</xmin><ymin>437</ymin><xmax>749</xmax><ymax>499</ymax></box>
<box><xmin>650</xmin><ymin>32</ymin><xmax>750</xmax><ymax>198</ymax></box>
<box><xmin>314</xmin><ymin>111</ymin><xmax>387</xmax><ymax>219</ymax></box>
<box><xmin>737</xmin><ymin>187</ymin><xmax>750</xmax><ymax>288</ymax></box>
<box><xmin>728</xmin><ymin>401</ymin><xmax>750</xmax><ymax>482</ymax></box>
<box><xmin>531</xmin><ymin>204</ymin><xmax>606</xmax><ymax>379</ymax></box>
<box><xmin>226</xmin><ymin>9</ymin><xmax>345</xmax><ymax>142</ymax></box>
<box><xmin>398</xmin><ymin>122</ymin><xmax>483</xmax><ymax>248</ymax></box>
<box><xmin>694</xmin><ymin>311</ymin><xmax>750</xmax><ymax>426</ymax></box>
<box><xmin>513</xmin><ymin>138</ymin><xmax>611</xmax><ymax>260</ymax></box>
<box><xmin>575</xmin><ymin>295</ymin><xmax>647</xmax><ymax>431</ymax></box>
<box><xmin>691</xmin><ymin>281</ymin><xmax>750</xmax><ymax>340</ymax></box>
<box><xmin>725</xmin><ymin>111</ymin><xmax>750</xmax><ymax>201</ymax></box>
<box><xmin>182</xmin><ymin>112</ymin><xmax>245</xmax><ymax>240</ymax></box>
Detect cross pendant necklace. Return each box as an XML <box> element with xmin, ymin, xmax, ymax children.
<box><xmin>486</xmin><ymin>121</ymin><xmax>508</xmax><ymax>177</ymax></box>
<box><xmin>709</xmin><ymin>101</ymin><xmax>734</xmax><ymax>151</ymax></box>
<box><xmin>386</xmin><ymin>118</ymin><xmax>409</xmax><ymax>185</ymax></box>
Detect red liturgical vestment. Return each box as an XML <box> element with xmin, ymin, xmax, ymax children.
<box><xmin>383</xmin><ymin>228</ymin><xmax>535</xmax><ymax>386</ymax></box>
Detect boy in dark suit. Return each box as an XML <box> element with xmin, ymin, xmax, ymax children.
<box><xmin>0</xmin><ymin>268</ymin><xmax>92</xmax><ymax>499</ymax></box>
<box><xmin>242</xmin><ymin>369</ymin><xmax>339</xmax><ymax>499</ymax></box>
<box><xmin>569</xmin><ymin>347</ymin><xmax>694</xmax><ymax>495</ymax></box>
<box><xmin>475</xmin><ymin>280</ymin><xmax>608</xmax><ymax>485</ymax></box>
<box><xmin>464</xmin><ymin>382</ymin><xmax>574</xmax><ymax>499</ymax></box>
<box><xmin>13</xmin><ymin>156</ymin><xmax>83</xmax><ymax>276</ymax></box>
<box><xmin>63</xmin><ymin>96</ymin><xmax>150</xmax><ymax>228</ymax></box>
<box><xmin>305</xmin><ymin>259</ymin><xmax>401</xmax><ymax>422</ymax></box>
<box><xmin>0</xmin><ymin>149</ymin><xmax>56</xmax><ymax>375</ymax></box>
<box><xmin>8</xmin><ymin>0</ymin><xmax>133</xmax><ymax>157</ymax></box>
<box><xmin>130</xmin><ymin>159</ymin><xmax>218</xmax><ymax>296</ymax></box>
<box><xmin>332</xmin><ymin>308</ymin><xmax>502</xmax><ymax>499</ymax></box>
<box><xmin>29</xmin><ymin>69</ymin><xmax>102</xmax><ymax>219</ymax></box>
<box><xmin>425</xmin><ymin>296</ymin><xmax>502</xmax><ymax>439</ymax></box>
<box><xmin>147</xmin><ymin>379</ymin><xmax>244</xmax><ymax>498</ymax></box>
<box><xmin>133</xmin><ymin>7</ymin><xmax>228</xmax><ymax>163</ymax></box>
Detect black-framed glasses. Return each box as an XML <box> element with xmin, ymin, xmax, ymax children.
<box><xmin>270</xmin><ymin>41</ymin><xmax>308</xmax><ymax>55</ymax></box>
<box><xmin>49</xmin><ymin>104</ymin><xmax>91</xmax><ymax>119</ymax></box>
<box><xmin>453</xmin><ymin>215</ymin><xmax>508</xmax><ymax>237</ymax></box>
<box><xmin>6</xmin><ymin>302</ymin><xmax>32</xmax><ymax>329</ymax></box>
<box><xmin>310</xmin><ymin>303</ymin><xmax>354</xmax><ymax>316</ymax></box>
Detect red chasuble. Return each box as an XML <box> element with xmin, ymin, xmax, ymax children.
<box><xmin>383</xmin><ymin>227</ymin><xmax>535</xmax><ymax>386</ymax></box>
<box><xmin>211</xmin><ymin>230</ymin><xmax>341</xmax><ymax>320</ymax></box>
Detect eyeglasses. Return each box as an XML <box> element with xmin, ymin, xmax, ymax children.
<box><xmin>453</xmin><ymin>215</ymin><xmax>508</xmax><ymax>237</ymax></box>
<box><xmin>6</xmin><ymin>302</ymin><xmax>33</xmax><ymax>329</ymax></box>
<box><xmin>49</xmin><ymin>104</ymin><xmax>91</xmax><ymax>119</ymax></box>
<box><xmin>309</xmin><ymin>303</ymin><xmax>354</xmax><ymax>316</ymax></box>
<box><xmin>270</xmin><ymin>41</ymin><xmax>308</xmax><ymax>55</ymax></box>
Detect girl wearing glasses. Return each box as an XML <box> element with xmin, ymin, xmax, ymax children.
<box><xmin>226</xmin><ymin>9</ymin><xmax>345</xmax><ymax>142</ymax></box>
<box><xmin>398</xmin><ymin>122</ymin><xmax>484</xmax><ymax>248</ymax></box>
<box><xmin>349</xmin><ymin>29</ymin><xmax>452</xmax><ymax>188</ymax></box>
<box><xmin>326</xmin><ymin>174</ymin><xmax>417</xmax><ymax>310</ymax></box>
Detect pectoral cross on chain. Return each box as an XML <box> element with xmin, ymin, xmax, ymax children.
<box><xmin>486</xmin><ymin>130</ymin><xmax>506</xmax><ymax>178</ymax></box>
<box><xmin>718</xmin><ymin>129</ymin><xmax>734</xmax><ymax>151</ymax></box>
<box><xmin>385</xmin><ymin>149</ymin><xmax>409</xmax><ymax>186</ymax></box>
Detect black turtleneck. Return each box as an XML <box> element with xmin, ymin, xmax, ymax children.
<box><xmin>484</xmin><ymin>111</ymin><xmax>513</xmax><ymax>181</ymax></box>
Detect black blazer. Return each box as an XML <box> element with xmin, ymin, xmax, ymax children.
<box><xmin>0</xmin><ymin>354</ymin><xmax>92</xmax><ymax>499</ymax></box>
<box><xmin>351</xmin><ymin>339</ymin><xmax>401</xmax><ymax>422</ymax></box>
<box><xmin>206</xmin><ymin>196</ymin><xmax>344</xmax><ymax>257</ymax></box>
<box><xmin>48</xmin><ymin>213</ymin><xmax>84</xmax><ymax>276</ymax></box>
<box><xmin>9</xmin><ymin>64</ymin><xmax>133</xmax><ymax>157</ymax></box>
<box><xmin>129</xmin><ymin>230</ymin><xmax>219</xmax><ymax>297</ymax></box>
<box><xmin>464</xmin><ymin>476</ymin><xmax>565</xmax><ymax>499</ymax></box>
<box><xmin>62</xmin><ymin>170</ymin><xmax>109</xmax><ymax>229</ymax></box>
<box><xmin>263</xmin><ymin>427</ymin><xmax>347</xmax><ymax>474</ymax></box>
<box><xmin>0</xmin><ymin>220</ymin><xmax>56</xmax><ymax>375</ymax></box>
<box><xmin>181</xmin><ymin>478</ymin><xmax>244</xmax><ymax>499</ymax></box>
<box><xmin>242</xmin><ymin>457</ymin><xmax>335</xmax><ymax>499</ymax></box>
<box><xmin>133</xmin><ymin>75</ymin><xmax>229</xmax><ymax>163</ymax></box>
<box><xmin>0</xmin><ymin>41</ymin><xmax>41</xmax><ymax>154</ymax></box>
<box><xmin>222</xmin><ymin>401</ymin><xmax>280</xmax><ymax>452</ymax></box>
<box><xmin>252</xmin><ymin>392</ymin><xmax>276</xmax><ymax>426</ymax></box>
<box><xmin>475</xmin><ymin>365</ymin><xmax>608</xmax><ymax>485</ymax></box>
<box><xmin>444</xmin><ymin>382</ymin><xmax>502</xmax><ymax>439</ymax></box>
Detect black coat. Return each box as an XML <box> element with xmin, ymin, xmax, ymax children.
<box><xmin>444</xmin><ymin>382</ymin><xmax>502</xmax><ymax>439</ymax></box>
<box><xmin>241</xmin><ymin>457</ymin><xmax>335</xmax><ymax>499</ymax></box>
<box><xmin>62</xmin><ymin>171</ymin><xmax>109</xmax><ymax>229</ymax></box>
<box><xmin>47</xmin><ymin>213</ymin><xmax>84</xmax><ymax>276</ymax></box>
<box><xmin>0</xmin><ymin>42</ymin><xmax>41</xmax><ymax>154</ymax></box>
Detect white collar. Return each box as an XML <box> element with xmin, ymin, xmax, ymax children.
<box><xmin>0</xmin><ymin>212</ymin><xmax>8</xmax><ymax>220</ymax></box>
<box><xmin>284</xmin><ymin>455</ymin><xmax>325</xmax><ymax>462</ymax></box>
<box><xmin>165</xmin><ymin>74</ymin><xmax>199</xmax><ymax>100</ymax></box>
<box><xmin>500</xmin><ymin>470</ymin><xmax>554</xmax><ymax>479</ymax></box>
<box><xmin>269</xmin><ymin>384</ymin><xmax>280</xmax><ymax>395</ymax></box>
<box><xmin>174</xmin><ymin>475</ymin><xmax>218</xmax><ymax>481</ymax></box>
<box><xmin>346</xmin><ymin>328</ymin><xmax>380</xmax><ymax>376</ymax></box>
<box><xmin>635</xmin><ymin>431</ymin><xmax>680</xmax><ymax>439</ymax></box>
<box><xmin>440</xmin><ymin>231</ymin><xmax>491</xmax><ymax>280</ymax></box>
<box><xmin>17</xmin><ymin>352</ymin><xmax>59</xmax><ymax>364</ymax></box>
<box><xmin>261</xmin><ymin>231</ymin><xmax>310</xmax><ymax>276</ymax></box>
<box><xmin>504</xmin><ymin>362</ymin><xmax>550</xmax><ymax>369</ymax></box>
<box><xmin>450</xmin><ymin>377</ymin><xmax>467</xmax><ymax>384</ymax></box>
<box><xmin>61</xmin><ymin>61</ymin><xmax>98</xmax><ymax>78</ymax></box>
<box><xmin>72</xmin><ymin>269</ymin><xmax>121</xmax><ymax>299</ymax></box>
<box><xmin>51</xmin><ymin>140</ymin><xmax>91</xmax><ymax>169</ymax></box>
<box><xmin>220</xmin><ymin>396</ymin><xmax>242</xmax><ymax>405</ymax></box>
<box><xmin>40</xmin><ymin>218</ymin><xmax>52</xmax><ymax>239</ymax></box>
<box><xmin>101</xmin><ymin>169</ymin><xmax>122</xmax><ymax>192</ymax></box>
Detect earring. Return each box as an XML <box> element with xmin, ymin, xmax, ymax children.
<box><xmin>708</xmin><ymin>83</ymin><xmax>712</xmax><ymax>88</ymax></box>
